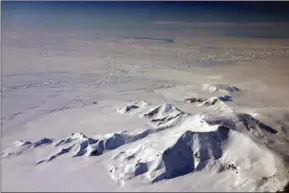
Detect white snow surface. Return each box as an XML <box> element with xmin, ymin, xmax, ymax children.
<box><xmin>2</xmin><ymin>30</ymin><xmax>289</xmax><ymax>192</ymax></box>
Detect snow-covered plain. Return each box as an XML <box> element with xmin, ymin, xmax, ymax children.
<box><xmin>2</xmin><ymin>28</ymin><xmax>289</xmax><ymax>192</ymax></box>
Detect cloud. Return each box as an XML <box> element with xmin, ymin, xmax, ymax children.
<box><xmin>152</xmin><ymin>21</ymin><xmax>289</xmax><ymax>27</ymax></box>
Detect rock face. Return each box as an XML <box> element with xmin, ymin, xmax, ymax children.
<box><xmin>202</xmin><ymin>84</ymin><xmax>241</xmax><ymax>93</ymax></box>
<box><xmin>184</xmin><ymin>97</ymin><xmax>207</xmax><ymax>104</ymax></box>
<box><xmin>277</xmin><ymin>182</ymin><xmax>289</xmax><ymax>193</ymax></box>
<box><xmin>117</xmin><ymin>101</ymin><xmax>148</xmax><ymax>114</ymax></box>
<box><xmin>184</xmin><ymin>96</ymin><xmax>233</xmax><ymax>106</ymax></box>
<box><xmin>117</xmin><ymin>102</ymin><xmax>185</xmax><ymax>128</ymax></box>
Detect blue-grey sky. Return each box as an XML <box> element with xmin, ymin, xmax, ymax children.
<box><xmin>2</xmin><ymin>1</ymin><xmax>289</xmax><ymax>38</ymax></box>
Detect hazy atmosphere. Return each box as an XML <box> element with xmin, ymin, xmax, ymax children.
<box><xmin>2</xmin><ymin>1</ymin><xmax>289</xmax><ymax>192</ymax></box>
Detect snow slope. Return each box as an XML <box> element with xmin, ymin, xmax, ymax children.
<box><xmin>2</xmin><ymin>88</ymin><xmax>289</xmax><ymax>192</ymax></box>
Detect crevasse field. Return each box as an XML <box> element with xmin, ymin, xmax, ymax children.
<box><xmin>2</xmin><ymin>2</ymin><xmax>289</xmax><ymax>192</ymax></box>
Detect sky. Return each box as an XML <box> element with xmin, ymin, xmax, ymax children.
<box><xmin>2</xmin><ymin>1</ymin><xmax>289</xmax><ymax>38</ymax></box>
